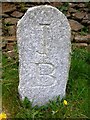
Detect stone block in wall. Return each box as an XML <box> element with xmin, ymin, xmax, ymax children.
<box><xmin>69</xmin><ymin>19</ymin><xmax>84</xmax><ymax>31</ymax></box>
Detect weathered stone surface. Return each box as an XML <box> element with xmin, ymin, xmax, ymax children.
<box><xmin>72</xmin><ymin>12</ymin><xmax>86</xmax><ymax>19</ymax></box>
<box><xmin>1</xmin><ymin>13</ymin><xmax>9</xmax><ymax>18</ymax></box>
<box><xmin>4</xmin><ymin>18</ymin><xmax>19</xmax><ymax>25</ymax></box>
<box><xmin>1</xmin><ymin>40</ymin><xmax>7</xmax><ymax>48</ymax></box>
<box><xmin>50</xmin><ymin>2</ymin><xmax>63</xmax><ymax>7</ymax></box>
<box><xmin>66</xmin><ymin>11</ymin><xmax>71</xmax><ymax>18</ymax></box>
<box><xmin>69</xmin><ymin>8</ymin><xmax>77</xmax><ymax>13</ymax></box>
<box><xmin>75</xmin><ymin>35</ymin><xmax>90</xmax><ymax>43</ymax></box>
<box><xmin>78</xmin><ymin>3</ymin><xmax>85</xmax><ymax>7</ymax></box>
<box><xmin>72</xmin><ymin>43</ymin><xmax>88</xmax><ymax>48</ymax></box>
<box><xmin>68</xmin><ymin>3</ymin><xmax>77</xmax><ymax>7</ymax></box>
<box><xmin>17</xmin><ymin>5</ymin><xmax>71</xmax><ymax>106</ymax></box>
<box><xmin>3</xmin><ymin>36</ymin><xmax>16</xmax><ymax>42</ymax></box>
<box><xmin>8</xmin><ymin>26</ymin><xmax>16</xmax><ymax>36</ymax></box>
<box><xmin>69</xmin><ymin>19</ymin><xmax>84</xmax><ymax>31</ymax></box>
<box><xmin>71</xmin><ymin>34</ymin><xmax>74</xmax><ymax>42</ymax></box>
<box><xmin>11</xmin><ymin>11</ymin><xmax>24</xmax><ymax>18</ymax></box>
<box><xmin>83</xmin><ymin>8</ymin><xmax>89</xmax><ymax>12</ymax></box>
<box><xmin>83</xmin><ymin>14</ymin><xmax>90</xmax><ymax>20</ymax></box>
<box><xmin>82</xmin><ymin>19</ymin><xmax>90</xmax><ymax>25</ymax></box>
<box><xmin>2</xmin><ymin>3</ymin><xmax>16</xmax><ymax>13</ymax></box>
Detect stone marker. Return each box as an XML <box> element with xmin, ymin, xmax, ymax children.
<box><xmin>17</xmin><ymin>5</ymin><xmax>71</xmax><ymax>106</ymax></box>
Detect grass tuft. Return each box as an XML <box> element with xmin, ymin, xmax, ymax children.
<box><xmin>2</xmin><ymin>47</ymin><xmax>89</xmax><ymax>118</ymax></box>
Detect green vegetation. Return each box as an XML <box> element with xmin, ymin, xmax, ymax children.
<box><xmin>57</xmin><ymin>3</ymin><xmax>69</xmax><ymax>15</ymax></box>
<box><xmin>2</xmin><ymin>21</ymin><xmax>12</xmax><ymax>36</ymax></box>
<box><xmin>79</xmin><ymin>26</ymin><xmax>89</xmax><ymax>35</ymax></box>
<box><xmin>18</xmin><ymin>3</ymin><xmax>27</xmax><ymax>12</ymax></box>
<box><xmin>2</xmin><ymin>46</ymin><xmax>89</xmax><ymax>119</ymax></box>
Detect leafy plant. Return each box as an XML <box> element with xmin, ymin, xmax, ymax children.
<box><xmin>18</xmin><ymin>3</ymin><xmax>27</xmax><ymax>12</ymax></box>
<box><xmin>22</xmin><ymin>97</ymin><xmax>32</xmax><ymax>109</ymax></box>
<box><xmin>79</xmin><ymin>26</ymin><xmax>89</xmax><ymax>35</ymax></box>
<box><xmin>57</xmin><ymin>3</ymin><xmax>69</xmax><ymax>15</ymax></box>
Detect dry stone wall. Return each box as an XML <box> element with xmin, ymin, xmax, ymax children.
<box><xmin>1</xmin><ymin>2</ymin><xmax>90</xmax><ymax>54</ymax></box>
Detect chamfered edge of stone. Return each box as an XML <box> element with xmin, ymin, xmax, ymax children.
<box><xmin>16</xmin><ymin>5</ymin><xmax>71</xmax><ymax>48</ymax></box>
<box><xmin>17</xmin><ymin>5</ymin><xmax>71</xmax><ymax>31</ymax></box>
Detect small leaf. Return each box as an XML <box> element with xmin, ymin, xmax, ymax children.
<box><xmin>22</xmin><ymin>97</ymin><xmax>32</xmax><ymax>109</ymax></box>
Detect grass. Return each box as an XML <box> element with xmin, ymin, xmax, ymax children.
<box><xmin>2</xmin><ymin>46</ymin><xmax>89</xmax><ymax>119</ymax></box>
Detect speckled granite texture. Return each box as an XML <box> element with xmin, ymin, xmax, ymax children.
<box><xmin>17</xmin><ymin>5</ymin><xmax>71</xmax><ymax>106</ymax></box>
